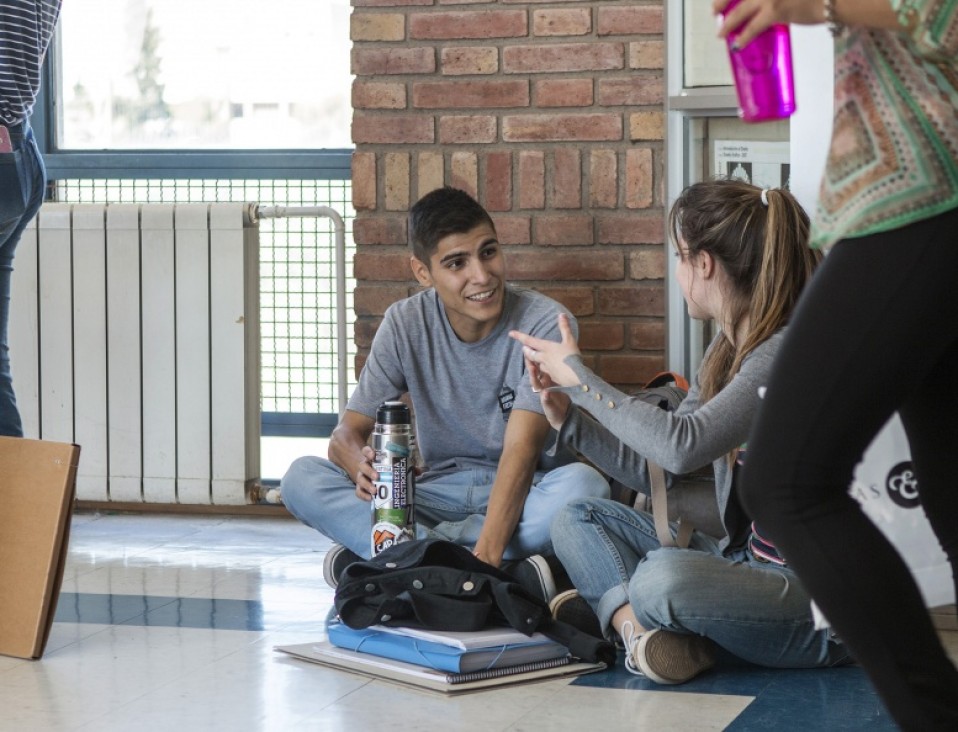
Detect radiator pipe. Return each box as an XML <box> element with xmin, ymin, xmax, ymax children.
<box><xmin>251</xmin><ymin>205</ymin><xmax>349</xmax><ymax>417</ymax></box>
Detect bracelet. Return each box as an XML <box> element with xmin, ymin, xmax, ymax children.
<box><xmin>823</xmin><ymin>0</ymin><xmax>846</xmax><ymax>37</ymax></box>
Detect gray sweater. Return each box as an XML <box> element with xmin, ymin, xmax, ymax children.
<box><xmin>553</xmin><ymin>330</ymin><xmax>785</xmax><ymax>552</ymax></box>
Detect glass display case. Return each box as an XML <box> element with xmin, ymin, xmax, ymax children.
<box><xmin>664</xmin><ymin>0</ymin><xmax>791</xmax><ymax>375</ymax></box>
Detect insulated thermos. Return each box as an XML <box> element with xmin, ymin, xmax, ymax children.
<box><xmin>370</xmin><ymin>401</ymin><xmax>416</xmax><ymax>556</ymax></box>
<box><xmin>722</xmin><ymin>0</ymin><xmax>797</xmax><ymax>122</ymax></box>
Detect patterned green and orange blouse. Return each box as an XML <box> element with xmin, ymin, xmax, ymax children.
<box><xmin>813</xmin><ymin>0</ymin><xmax>958</xmax><ymax>250</ymax></box>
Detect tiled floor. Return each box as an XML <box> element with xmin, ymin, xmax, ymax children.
<box><xmin>2</xmin><ymin>512</ymin><xmax>954</xmax><ymax>731</ymax></box>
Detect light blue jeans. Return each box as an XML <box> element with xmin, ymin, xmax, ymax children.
<box><xmin>0</xmin><ymin>120</ymin><xmax>46</xmax><ymax>437</ymax></box>
<box><xmin>281</xmin><ymin>457</ymin><xmax>610</xmax><ymax>560</ymax></box>
<box><xmin>552</xmin><ymin>497</ymin><xmax>851</xmax><ymax>669</ymax></box>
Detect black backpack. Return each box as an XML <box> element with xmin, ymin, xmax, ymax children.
<box><xmin>334</xmin><ymin>538</ymin><xmax>616</xmax><ymax>666</ymax></box>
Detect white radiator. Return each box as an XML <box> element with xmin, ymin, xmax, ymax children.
<box><xmin>9</xmin><ymin>203</ymin><xmax>261</xmax><ymax>505</ymax></box>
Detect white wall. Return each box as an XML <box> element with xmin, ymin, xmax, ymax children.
<box><xmin>789</xmin><ymin>26</ymin><xmax>835</xmax><ymax>212</ymax></box>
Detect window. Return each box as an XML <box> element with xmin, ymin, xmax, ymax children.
<box><xmin>56</xmin><ymin>0</ymin><xmax>352</xmax><ymax>150</ymax></box>
<box><xmin>665</xmin><ymin>0</ymin><xmax>790</xmax><ymax>375</ymax></box>
<box><xmin>37</xmin><ymin>1</ymin><xmax>356</xmax><ymax>455</ymax></box>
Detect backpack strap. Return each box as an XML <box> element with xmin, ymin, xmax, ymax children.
<box><xmin>490</xmin><ymin>581</ymin><xmax>616</xmax><ymax>666</ymax></box>
<box><xmin>646</xmin><ymin>460</ymin><xmax>694</xmax><ymax>549</ymax></box>
<box><xmin>637</xmin><ymin>371</ymin><xmax>694</xmax><ymax>549</ymax></box>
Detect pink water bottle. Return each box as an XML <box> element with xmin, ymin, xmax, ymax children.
<box><xmin>722</xmin><ymin>0</ymin><xmax>796</xmax><ymax>122</ymax></box>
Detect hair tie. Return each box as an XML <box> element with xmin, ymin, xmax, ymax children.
<box><xmin>760</xmin><ymin>189</ymin><xmax>770</xmax><ymax>207</ymax></box>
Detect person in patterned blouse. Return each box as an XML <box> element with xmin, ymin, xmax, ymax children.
<box><xmin>715</xmin><ymin>2</ymin><xmax>958</xmax><ymax>729</ymax></box>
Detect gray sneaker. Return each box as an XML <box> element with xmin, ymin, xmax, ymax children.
<box><xmin>624</xmin><ymin>625</ymin><xmax>716</xmax><ymax>684</ymax></box>
<box><xmin>322</xmin><ymin>543</ymin><xmax>362</xmax><ymax>589</ymax></box>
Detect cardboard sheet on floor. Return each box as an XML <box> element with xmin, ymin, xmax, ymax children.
<box><xmin>0</xmin><ymin>437</ymin><xmax>80</xmax><ymax>659</ymax></box>
<box><xmin>275</xmin><ymin>641</ymin><xmax>606</xmax><ymax>694</ymax></box>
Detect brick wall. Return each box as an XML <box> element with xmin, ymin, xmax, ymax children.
<box><xmin>350</xmin><ymin>0</ymin><xmax>667</xmax><ymax>387</ymax></box>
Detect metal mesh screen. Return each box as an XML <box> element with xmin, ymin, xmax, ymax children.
<box><xmin>53</xmin><ymin>179</ymin><xmax>357</xmax><ymax>424</ymax></box>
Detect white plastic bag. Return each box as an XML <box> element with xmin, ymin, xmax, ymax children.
<box><xmin>813</xmin><ymin>415</ymin><xmax>955</xmax><ymax>628</ymax></box>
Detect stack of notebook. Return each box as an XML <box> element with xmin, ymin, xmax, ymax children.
<box><xmin>275</xmin><ymin>622</ymin><xmax>606</xmax><ymax>694</ymax></box>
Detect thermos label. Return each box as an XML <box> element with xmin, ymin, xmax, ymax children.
<box><xmin>370</xmin><ymin>401</ymin><xmax>416</xmax><ymax>556</ymax></box>
<box><xmin>371</xmin><ymin>452</ymin><xmax>414</xmax><ymax>555</ymax></box>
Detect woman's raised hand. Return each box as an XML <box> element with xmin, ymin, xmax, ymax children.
<box><xmin>509</xmin><ymin>313</ymin><xmax>582</xmax><ymax>389</ymax></box>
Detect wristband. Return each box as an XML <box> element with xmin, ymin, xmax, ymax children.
<box><xmin>823</xmin><ymin>0</ymin><xmax>846</xmax><ymax>37</ymax></box>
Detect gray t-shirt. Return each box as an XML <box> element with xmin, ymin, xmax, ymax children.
<box><xmin>347</xmin><ymin>285</ymin><xmax>576</xmax><ymax>474</ymax></box>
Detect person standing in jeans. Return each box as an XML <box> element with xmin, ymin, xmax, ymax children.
<box><xmin>0</xmin><ymin>0</ymin><xmax>62</xmax><ymax>436</ymax></box>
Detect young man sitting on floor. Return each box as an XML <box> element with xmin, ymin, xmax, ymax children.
<box><xmin>280</xmin><ymin>187</ymin><xmax>610</xmax><ymax>600</ymax></box>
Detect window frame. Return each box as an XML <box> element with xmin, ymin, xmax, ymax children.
<box><xmin>34</xmin><ymin>53</ymin><xmax>353</xmax><ymax>181</ymax></box>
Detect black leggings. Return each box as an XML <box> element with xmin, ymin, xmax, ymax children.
<box><xmin>741</xmin><ymin>208</ymin><xmax>958</xmax><ymax>731</ymax></box>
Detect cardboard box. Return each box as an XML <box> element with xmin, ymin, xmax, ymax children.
<box><xmin>0</xmin><ymin>437</ymin><xmax>80</xmax><ymax>659</ymax></box>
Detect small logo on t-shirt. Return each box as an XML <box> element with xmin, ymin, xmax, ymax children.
<box><xmin>498</xmin><ymin>386</ymin><xmax>515</xmax><ymax>422</ymax></box>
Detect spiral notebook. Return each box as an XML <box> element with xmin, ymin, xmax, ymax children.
<box><xmin>275</xmin><ymin>640</ymin><xmax>606</xmax><ymax>694</ymax></box>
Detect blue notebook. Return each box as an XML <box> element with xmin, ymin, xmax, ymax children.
<box><xmin>327</xmin><ymin>622</ymin><xmax>569</xmax><ymax>674</ymax></box>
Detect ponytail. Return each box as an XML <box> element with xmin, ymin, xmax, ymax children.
<box><xmin>670</xmin><ymin>180</ymin><xmax>821</xmax><ymax>404</ymax></box>
<box><xmin>734</xmin><ymin>187</ymin><xmax>821</xmax><ymax>387</ymax></box>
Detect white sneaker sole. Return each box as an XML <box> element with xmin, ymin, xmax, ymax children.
<box><xmin>522</xmin><ymin>555</ymin><xmax>558</xmax><ymax>603</ymax></box>
<box><xmin>322</xmin><ymin>544</ymin><xmax>349</xmax><ymax>589</ymax></box>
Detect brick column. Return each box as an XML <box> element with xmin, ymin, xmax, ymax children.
<box><xmin>351</xmin><ymin>0</ymin><xmax>667</xmax><ymax>387</ymax></box>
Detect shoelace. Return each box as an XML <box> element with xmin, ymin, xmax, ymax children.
<box><xmin>620</xmin><ymin>620</ymin><xmax>645</xmax><ymax>677</ymax></box>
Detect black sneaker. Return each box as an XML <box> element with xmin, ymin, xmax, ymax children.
<box><xmin>549</xmin><ymin>589</ymin><xmax>603</xmax><ymax>639</ymax></box>
<box><xmin>547</xmin><ymin>554</ymin><xmax>573</xmax><ymax>594</ymax></box>
<box><xmin>502</xmin><ymin>554</ymin><xmax>558</xmax><ymax>603</ymax></box>
<box><xmin>322</xmin><ymin>543</ymin><xmax>362</xmax><ymax>589</ymax></box>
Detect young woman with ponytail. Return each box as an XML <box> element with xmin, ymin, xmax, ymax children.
<box><xmin>509</xmin><ymin>179</ymin><xmax>847</xmax><ymax>684</ymax></box>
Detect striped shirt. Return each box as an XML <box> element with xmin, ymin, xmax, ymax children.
<box><xmin>812</xmin><ymin>1</ymin><xmax>958</xmax><ymax>249</ymax></box>
<box><xmin>736</xmin><ymin>444</ymin><xmax>787</xmax><ymax>566</ymax></box>
<box><xmin>748</xmin><ymin>522</ymin><xmax>787</xmax><ymax>566</ymax></box>
<box><xmin>0</xmin><ymin>0</ymin><xmax>62</xmax><ymax>126</ymax></box>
